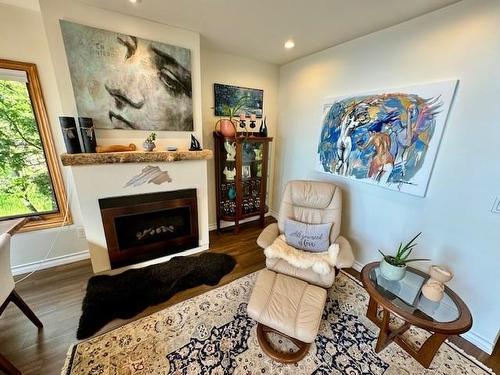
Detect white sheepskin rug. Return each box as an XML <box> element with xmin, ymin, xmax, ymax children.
<box><xmin>264</xmin><ymin>235</ymin><xmax>339</xmax><ymax>275</ymax></box>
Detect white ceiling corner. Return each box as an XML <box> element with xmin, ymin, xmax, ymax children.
<box><xmin>76</xmin><ymin>0</ymin><xmax>462</xmax><ymax>65</ymax></box>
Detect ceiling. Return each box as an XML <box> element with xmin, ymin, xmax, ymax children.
<box><xmin>0</xmin><ymin>0</ymin><xmax>39</xmax><ymax>11</ymax></box>
<box><xmin>15</xmin><ymin>0</ymin><xmax>461</xmax><ymax>65</ymax></box>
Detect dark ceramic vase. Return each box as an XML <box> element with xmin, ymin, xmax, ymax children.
<box><xmin>78</xmin><ymin>117</ymin><xmax>97</xmax><ymax>153</ymax></box>
<box><xmin>259</xmin><ymin>116</ymin><xmax>268</xmax><ymax>137</ymax></box>
<box><xmin>59</xmin><ymin>116</ymin><xmax>81</xmax><ymax>154</ymax></box>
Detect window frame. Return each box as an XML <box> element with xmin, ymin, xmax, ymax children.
<box><xmin>0</xmin><ymin>59</ymin><xmax>71</xmax><ymax>231</ymax></box>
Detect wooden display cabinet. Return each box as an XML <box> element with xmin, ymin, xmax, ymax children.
<box><xmin>213</xmin><ymin>132</ymin><xmax>273</xmax><ymax>233</ymax></box>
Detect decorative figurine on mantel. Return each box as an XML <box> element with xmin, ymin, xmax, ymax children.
<box><xmin>59</xmin><ymin>116</ymin><xmax>82</xmax><ymax>154</ymax></box>
<box><xmin>422</xmin><ymin>265</ymin><xmax>453</xmax><ymax>302</ymax></box>
<box><xmin>223</xmin><ymin>166</ymin><xmax>236</xmax><ymax>181</ymax></box>
<box><xmin>189</xmin><ymin>134</ymin><xmax>202</xmax><ymax>151</ymax></box>
<box><xmin>143</xmin><ymin>132</ymin><xmax>156</xmax><ymax>152</ymax></box>
<box><xmin>78</xmin><ymin>117</ymin><xmax>97</xmax><ymax>153</ymax></box>
<box><xmin>224</xmin><ymin>141</ymin><xmax>236</xmax><ymax>161</ymax></box>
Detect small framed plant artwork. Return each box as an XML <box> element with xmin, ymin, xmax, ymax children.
<box><xmin>214</xmin><ymin>83</ymin><xmax>263</xmax><ymax>118</ymax></box>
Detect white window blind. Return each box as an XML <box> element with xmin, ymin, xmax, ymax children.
<box><xmin>0</xmin><ymin>68</ymin><xmax>28</xmax><ymax>83</ymax></box>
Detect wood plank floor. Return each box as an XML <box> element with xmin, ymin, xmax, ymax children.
<box><xmin>0</xmin><ymin>219</ymin><xmax>498</xmax><ymax>374</ymax></box>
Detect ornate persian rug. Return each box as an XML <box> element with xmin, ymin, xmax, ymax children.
<box><xmin>62</xmin><ymin>271</ymin><xmax>494</xmax><ymax>375</ymax></box>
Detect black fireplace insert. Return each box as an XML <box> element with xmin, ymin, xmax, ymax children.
<box><xmin>99</xmin><ymin>189</ymin><xmax>198</xmax><ymax>269</ymax></box>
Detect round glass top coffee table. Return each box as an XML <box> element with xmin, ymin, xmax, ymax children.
<box><xmin>361</xmin><ymin>262</ymin><xmax>472</xmax><ymax>368</ymax></box>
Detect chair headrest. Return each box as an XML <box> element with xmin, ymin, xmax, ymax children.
<box><xmin>283</xmin><ymin>180</ymin><xmax>339</xmax><ymax>209</ymax></box>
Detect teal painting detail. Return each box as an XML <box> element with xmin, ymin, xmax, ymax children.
<box><xmin>214</xmin><ymin>84</ymin><xmax>263</xmax><ymax>118</ymax></box>
<box><xmin>317</xmin><ymin>81</ymin><xmax>457</xmax><ymax>197</ymax></box>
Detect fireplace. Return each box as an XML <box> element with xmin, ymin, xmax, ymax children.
<box><xmin>99</xmin><ymin>189</ymin><xmax>198</xmax><ymax>269</ymax></box>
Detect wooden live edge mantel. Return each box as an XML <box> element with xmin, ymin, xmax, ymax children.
<box><xmin>60</xmin><ymin>149</ymin><xmax>213</xmax><ymax>166</ymax></box>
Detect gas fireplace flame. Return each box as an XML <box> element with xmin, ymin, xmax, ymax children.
<box><xmin>136</xmin><ymin>225</ymin><xmax>174</xmax><ymax>240</ymax></box>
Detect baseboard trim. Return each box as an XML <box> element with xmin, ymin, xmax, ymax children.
<box><xmin>461</xmin><ymin>331</ymin><xmax>495</xmax><ymax>355</ymax></box>
<box><xmin>352</xmin><ymin>260</ymin><xmax>364</xmax><ymax>272</ymax></box>
<box><xmin>349</xmin><ymin>259</ymin><xmax>496</xmax><ymax>355</ymax></box>
<box><xmin>12</xmin><ymin>250</ymin><xmax>90</xmax><ymax>276</ymax></box>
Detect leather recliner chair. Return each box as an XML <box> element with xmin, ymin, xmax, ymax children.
<box><xmin>247</xmin><ymin>180</ymin><xmax>355</xmax><ymax>363</ymax></box>
<box><xmin>257</xmin><ymin>179</ymin><xmax>355</xmax><ymax>286</ymax></box>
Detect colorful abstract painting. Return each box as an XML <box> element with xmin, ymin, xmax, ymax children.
<box><xmin>60</xmin><ymin>21</ymin><xmax>193</xmax><ymax>131</ymax></box>
<box><xmin>317</xmin><ymin>81</ymin><xmax>457</xmax><ymax>196</ymax></box>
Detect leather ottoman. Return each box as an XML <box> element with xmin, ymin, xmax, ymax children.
<box><xmin>247</xmin><ymin>269</ymin><xmax>327</xmax><ymax>362</ymax></box>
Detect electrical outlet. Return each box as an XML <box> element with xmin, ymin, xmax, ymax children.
<box><xmin>491</xmin><ymin>197</ymin><xmax>500</xmax><ymax>215</ymax></box>
<box><xmin>77</xmin><ymin>226</ymin><xmax>87</xmax><ymax>239</ymax></box>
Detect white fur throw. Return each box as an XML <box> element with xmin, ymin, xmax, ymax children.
<box><xmin>264</xmin><ymin>235</ymin><xmax>340</xmax><ymax>275</ymax></box>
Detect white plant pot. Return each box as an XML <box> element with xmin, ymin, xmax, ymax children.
<box><xmin>143</xmin><ymin>141</ymin><xmax>156</xmax><ymax>152</ymax></box>
<box><xmin>380</xmin><ymin>259</ymin><xmax>407</xmax><ymax>281</ymax></box>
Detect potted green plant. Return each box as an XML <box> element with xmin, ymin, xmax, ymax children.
<box><xmin>215</xmin><ymin>95</ymin><xmax>249</xmax><ymax>137</ymax></box>
<box><xmin>378</xmin><ymin>232</ymin><xmax>429</xmax><ymax>281</ymax></box>
<box><xmin>143</xmin><ymin>132</ymin><xmax>156</xmax><ymax>152</ymax></box>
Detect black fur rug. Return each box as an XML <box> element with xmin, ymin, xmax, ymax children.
<box><xmin>77</xmin><ymin>252</ymin><xmax>236</xmax><ymax>339</ymax></box>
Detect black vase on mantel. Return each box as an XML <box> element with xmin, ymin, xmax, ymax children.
<box><xmin>259</xmin><ymin>116</ymin><xmax>268</xmax><ymax>137</ymax></box>
<box><xmin>78</xmin><ymin>117</ymin><xmax>97</xmax><ymax>153</ymax></box>
<box><xmin>59</xmin><ymin>116</ymin><xmax>81</xmax><ymax>154</ymax></box>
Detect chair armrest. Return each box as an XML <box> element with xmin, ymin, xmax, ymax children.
<box><xmin>256</xmin><ymin>223</ymin><xmax>279</xmax><ymax>249</ymax></box>
<box><xmin>335</xmin><ymin>235</ymin><xmax>355</xmax><ymax>269</ymax></box>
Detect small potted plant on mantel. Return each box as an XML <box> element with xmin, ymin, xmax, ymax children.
<box><xmin>143</xmin><ymin>132</ymin><xmax>156</xmax><ymax>152</ymax></box>
<box><xmin>378</xmin><ymin>232</ymin><xmax>429</xmax><ymax>281</ymax></box>
<box><xmin>215</xmin><ymin>95</ymin><xmax>249</xmax><ymax>137</ymax></box>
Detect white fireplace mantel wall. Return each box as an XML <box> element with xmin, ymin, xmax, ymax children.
<box><xmin>33</xmin><ymin>0</ymin><xmax>209</xmax><ymax>274</ymax></box>
<box><xmin>69</xmin><ymin>160</ymin><xmax>210</xmax><ymax>273</ymax></box>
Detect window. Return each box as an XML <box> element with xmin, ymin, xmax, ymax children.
<box><xmin>0</xmin><ymin>59</ymin><xmax>70</xmax><ymax>231</ymax></box>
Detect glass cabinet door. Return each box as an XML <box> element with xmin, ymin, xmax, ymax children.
<box><xmin>219</xmin><ymin>138</ymin><xmax>237</xmax><ymax>217</ymax></box>
<box><xmin>241</xmin><ymin>140</ymin><xmax>264</xmax><ymax>215</ymax></box>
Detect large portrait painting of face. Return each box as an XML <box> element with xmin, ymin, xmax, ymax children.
<box><xmin>317</xmin><ymin>80</ymin><xmax>457</xmax><ymax>197</ymax></box>
<box><xmin>60</xmin><ymin>21</ymin><xmax>193</xmax><ymax>131</ymax></box>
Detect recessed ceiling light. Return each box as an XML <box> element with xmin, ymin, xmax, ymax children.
<box><xmin>129</xmin><ymin>0</ymin><xmax>141</xmax><ymax>4</ymax></box>
<box><xmin>284</xmin><ymin>40</ymin><xmax>295</xmax><ymax>49</ymax></box>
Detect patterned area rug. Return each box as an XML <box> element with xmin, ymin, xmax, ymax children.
<box><xmin>62</xmin><ymin>271</ymin><xmax>494</xmax><ymax>375</ymax></box>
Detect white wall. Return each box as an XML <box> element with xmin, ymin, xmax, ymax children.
<box><xmin>0</xmin><ymin>3</ymin><xmax>88</xmax><ymax>270</ymax></box>
<box><xmin>276</xmin><ymin>0</ymin><xmax>499</xmax><ymax>353</ymax></box>
<box><xmin>200</xmin><ymin>49</ymin><xmax>280</xmax><ymax>226</ymax></box>
<box><xmin>70</xmin><ymin>161</ymin><xmax>209</xmax><ymax>273</ymax></box>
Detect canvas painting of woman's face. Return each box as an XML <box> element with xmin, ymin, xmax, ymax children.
<box><xmin>60</xmin><ymin>21</ymin><xmax>193</xmax><ymax>131</ymax></box>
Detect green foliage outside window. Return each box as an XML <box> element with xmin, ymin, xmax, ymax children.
<box><xmin>0</xmin><ymin>79</ymin><xmax>57</xmax><ymax>219</ymax></box>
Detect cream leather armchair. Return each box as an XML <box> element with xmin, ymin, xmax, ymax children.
<box><xmin>257</xmin><ymin>180</ymin><xmax>355</xmax><ymax>288</ymax></box>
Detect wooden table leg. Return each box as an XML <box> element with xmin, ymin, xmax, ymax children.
<box><xmin>0</xmin><ymin>353</ymin><xmax>21</xmax><ymax>375</ymax></box>
<box><xmin>10</xmin><ymin>291</ymin><xmax>43</xmax><ymax>328</ymax></box>
<box><xmin>394</xmin><ymin>332</ymin><xmax>447</xmax><ymax>368</ymax></box>
<box><xmin>366</xmin><ymin>301</ymin><xmax>412</xmax><ymax>355</ymax></box>
<box><xmin>366</xmin><ymin>296</ymin><xmax>379</xmax><ymax>323</ymax></box>
<box><xmin>365</xmin><ymin>298</ymin><xmax>447</xmax><ymax>369</ymax></box>
<box><xmin>374</xmin><ymin>308</ymin><xmax>391</xmax><ymax>352</ymax></box>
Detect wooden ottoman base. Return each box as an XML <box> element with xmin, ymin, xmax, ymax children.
<box><xmin>256</xmin><ymin>323</ymin><xmax>310</xmax><ymax>363</ymax></box>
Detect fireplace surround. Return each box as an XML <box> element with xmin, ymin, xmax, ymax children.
<box><xmin>99</xmin><ymin>189</ymin><xmax>198</xmax><ymax>269</ymax></box>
